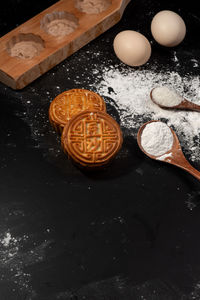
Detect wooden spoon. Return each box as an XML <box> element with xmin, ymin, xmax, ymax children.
<box><xmin>150</xmin><ymin>87</ymin><xmax>200</xmax><ymax>112</ymax></box>
<box><xmin>137</xmin><ymin>120</ymin><xmax>200</xmax><ymax>181</ymax></box>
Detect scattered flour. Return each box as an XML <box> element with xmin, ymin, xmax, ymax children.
<box><xmin>75</xmin><ymin>0</ymin><xmax>111</xmax><ymax>14</ymax></box>
<box><xmin>92</xmin><ymin>66</ymin><xmax>200</xmax><ymax>162</ymax></box>
<box><xmin>1</xmin><ymin>232</ymin><xmax>12</xmax><ymax>247</ymax></box>
<box><xmin>191</xmin><ymin>58</ymin><xmax>199</xmax><ymax>68</ymax></box>
<box><xmin>157</xmin><ymin>152</ymin><xmax>172</xmax><ymax>161</ymax></box>
<box><xmin>141</xmin><ymin>121</ymin><xmax>174</xmax><ymax>156</ymax></box>
<box><xmin>10</xmin><ymin>41</ymin><xmax>43</xmax><ymax>59</ymax></box>
<box><xmin>46</xmin><ymin>19</ymin><xmax>78</xmax><ymax>36</ymax></box>
<box><xmin>173</xmin><ymin>51</ymin><xmax>179</xmax><ymax>63</ymax></box>
<box><xmin>0</xmin><ymin>228</ymin><xmax>51</xmax><ymax>297</ymax></box>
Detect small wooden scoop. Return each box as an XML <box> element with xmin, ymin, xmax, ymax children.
<box><xmin>150</xmin><ymin>87</ymin><xmax>200</xmax><ymax>112</ymax></box>
<box><xmin>137</xmin><ymin>120</ymin><xmax>200</xmax><ymax>181</ymax></box>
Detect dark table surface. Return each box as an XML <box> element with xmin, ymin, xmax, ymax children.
<box><xmin>1</xmin><ymin>0</ymin><xmax>200</xmax><ymax>299</ymax></box>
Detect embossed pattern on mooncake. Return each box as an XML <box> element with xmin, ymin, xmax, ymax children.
<box><xmin>61</xmin><ymin>110</ymin><xmax>123</xmax><ymax>168</ymax></box>
<box><xmin>49</xmin><ymin>89</ymin><xmax>106</xmax><ymax>133</ymax></box>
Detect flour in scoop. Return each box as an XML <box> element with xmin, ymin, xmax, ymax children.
<box><xmin>152</xmin><ymin>86</ymin><xmax>183</xmax><ymax>107</ymax></box>
<box><xmin>141</xmin><ymin>122</ymin><xmax>174</xmax><ymax>156</ymax></box>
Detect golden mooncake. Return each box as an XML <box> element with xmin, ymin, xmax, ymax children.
<box><xmin>49</xmin><ymin>89</ymin><xmax>106</xmax><ymax>133</ymax></box>
<box><xmin>61</xmin><ymin>110</ymin><xmax>123</xmax><ymax>168</ymax></box>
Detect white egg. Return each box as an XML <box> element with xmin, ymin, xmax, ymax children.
<box><xmin>151</xmin><ymin>10</ymin><xmax>186</xmax><ymax>47</ymax></box>
<box><xmin>113</xmin><ymin>30</ymin><xmax>151</xmax><ymax>67</ymax></box>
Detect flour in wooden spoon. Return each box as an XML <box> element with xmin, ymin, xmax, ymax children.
<box><xmin>152</xmin><ymin>86</ymin><xmax>183</xmax><ymax>107</ymax></box>
<box><xmin>92</xmin><ymin>66</ymin><xmax>200</xmax><ymax>162</ymax></box>
<box><xmin>141</xmin><ymin>122</ymin><xmax>174</xmax><ymax>156</ymax></box>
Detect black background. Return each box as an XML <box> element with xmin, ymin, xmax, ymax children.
<box><xmin>1</xmin><ymin>0</ymin><xmax>200</xmax><ymax>299</ymax></box>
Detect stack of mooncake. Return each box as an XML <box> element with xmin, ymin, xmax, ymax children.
<box><xmin>49</xmin><ymin>89</ymin><xmax>123</xmax><ymax>169</ymax></box>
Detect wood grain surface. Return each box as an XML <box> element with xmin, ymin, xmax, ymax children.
<box><xmin>0</xmin><ymin>0</ymin><xmax>130</xmax><ymax>90</ymax></box>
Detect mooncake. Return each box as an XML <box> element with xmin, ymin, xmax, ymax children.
<box><xmin>61</xmin><ymin>110</ymin><xmax>123</xmax><ymax>168</ymax></box>
<box><xmin>49</xmin><ymin>89</ymin><xmax>106</xmax><ymax>133</ymax></box>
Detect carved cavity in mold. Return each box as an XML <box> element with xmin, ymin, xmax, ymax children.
<box><xmin>75</xmin><ymin>0</ymin><xmax>111</xmax><ymax>14</ymax></box>
<box><xmin>41</xmin><ymin>11</ymin><xmax>79</xmax><ymax>37</ymax></box>
<box><xmin>7</xmin><ymin>33</ymin><xmax>45</xmax><ymax>59</ymax></box>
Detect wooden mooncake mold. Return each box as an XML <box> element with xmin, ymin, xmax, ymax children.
<box><xmin>61</xmin><ymin>110</ymin><xmax>123</xmax><ymax>168</ymax></box>
<box><xmin>49</xmin><ymin>89</ymin><xmax>106</xmax><ymax>133</ymax></box>
<box><xmin>0</xmin><ymin>0</ymin><xmax>131</xmax><ymax>89</ymax></box>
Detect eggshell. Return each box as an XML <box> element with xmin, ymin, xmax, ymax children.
<box><xmin>151</xmin><ymin>10</ymin><xmax>186</xmax><ymax>47</ymax></box>
<box><xmin>113</xmin><ymin>30</ymin><xmax>151</xmax><ymax>67</ymax></box>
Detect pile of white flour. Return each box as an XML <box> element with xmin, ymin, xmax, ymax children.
<box><xmin>91</xmin><ymin>65</ymin><xmax>200</xmax><ymax>162</ymax></box>
<box><xmin>141</xmin><ymin>121</ymin><xmax>174</xmax><ymax>157</ymax></box>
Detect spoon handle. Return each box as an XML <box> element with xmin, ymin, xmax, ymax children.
<box><xmin>182</xmin><ymin>99</ymin><xmax>200</xmax><ymax>112</ymax></box>
<box><xmin>181</xmin><ymin>161</ymin><xmax>200</xmax><ymax>181</ymax></box>
<box><xmin>170</xmin><ymin>154</ymin><xmax>200</xmax><ymax>181</ymax></box>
